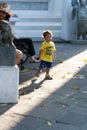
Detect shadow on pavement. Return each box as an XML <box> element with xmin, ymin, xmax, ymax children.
<box><xmin>0</xmin><ymin>103</ymin><xmax>15</xmax><ymax>115</ymax></box>
<box><xmin>19</xmin><ymin>43</ymin><xmax>87</xmax><ymax>84</ymax></box>
<box><xmin>9</xmin><ymin>64</ymin><xmax>87</xmax><ymax>130</ymax></box>
<box><xmin>19</xmin><ymin>78</ymin><xmax>45</xmax><ymax>95</ymax></box>
<box><xmin>1</xmin><ymin>43</ymin><xmax>87</xmax><ymax>129</ymax></box>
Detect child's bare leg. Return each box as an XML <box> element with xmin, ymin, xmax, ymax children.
<box><xmin>36</xmin><ymin>67</ymin><xmax>42</xmax><ymax>77</ymax></box>
<box><xmin>46</xmin><ymin>67</ymin><xmax>50</xmax><ymax>76</ymax></box>
<box><xmin>45</xmin><ymin>67</ymin><xmax>52</xmax><ymax>80</ymax></box>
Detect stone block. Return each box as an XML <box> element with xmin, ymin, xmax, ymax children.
<box><xmin>0</xmin><ymin>66</ymin><xmax>19</xmax><ymax>103</ymax></box>
<box><xmin>0</xmin><ymin>44</ymin><xmax>16</xmax><ymax>66</ymax></box>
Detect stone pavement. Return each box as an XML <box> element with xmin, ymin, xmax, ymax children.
<box><xmin>0</xmin><ymin>42</ymin><xmax>87</xmax><ymax>130</ymax></box>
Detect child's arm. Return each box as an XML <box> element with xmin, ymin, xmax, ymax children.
<box><xmin>53</xmin><ymin>51</ymin><xmax>56</xmax><ymax>60</ymax></box>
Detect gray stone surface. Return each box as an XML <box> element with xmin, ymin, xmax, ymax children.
<box><xmin>0</xmin><ymin>43</ymin><xmax>87</xmax><ymax>130</ymax></box>
<box><xmin>0</xmin><ymin>45</ymin><xmax>15</xmax><ymax>66</ymax></box>
<box><xmin>58</xmin><ymin>112</ymin><xmax>87</xmax><ymax>126</ymax></box>
<box><xmin>37</xmin><ymin>124</ymin><xmax>80</xmax><ymax>130</ymax></box>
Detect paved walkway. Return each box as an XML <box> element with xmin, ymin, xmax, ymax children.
<box><xmin>0</xmin><ymin>42</ymin><xmax>87</xmax><ymax>130</ymax></box>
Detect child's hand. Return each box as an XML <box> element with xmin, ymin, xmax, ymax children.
<box><xmin>37</xmin><ymin>56</ymin><xmax>41</xmax><ymax>61</ymax></box>
<box><xmin>53</xmin><ymin>55</ymin><xmax>57</xmax><ymax>60</ymax></box>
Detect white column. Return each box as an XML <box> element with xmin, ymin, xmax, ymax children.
<box><xmin>54</xmin><ymin>0</ymin><xmax>62</xmax><ymax>16</ymax></box>
<box><xmin>0</xmin><ymin>66</ymin><xmax>19</xmax><ymax>103</ymax></box>
<box><xmin>49</xmin><ymin>0</ymin><xmax>62</xmax><ymax>16</ymax></box>
<box><xmin>62</xmin><ymin>0</ymin><xmax>73</xmax><ymax>41</ymax></box>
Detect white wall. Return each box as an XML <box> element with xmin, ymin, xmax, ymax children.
<box><xmin>62</xmin><ymin>0</ymin><xmax>72</xmax><ymax>41</ymax></box>
<box><xmin>4</xmin><ymin>0</ymin><xmax>63</xmax><ymax>41</ymax></box>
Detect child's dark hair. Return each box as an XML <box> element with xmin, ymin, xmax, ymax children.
<box><xmin>42</xmin><ymin>30</ymin><xmax>53</xmax><ymax>38</ymax></box>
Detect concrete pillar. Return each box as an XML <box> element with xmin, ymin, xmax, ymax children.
<box><xmin>53</xmin><ymin>0</ymin><xmax>62</xmax><ymax>16</ymax></box>
<box><xmin>62</xmin><ymin>0</ymin><xmax>73</xmax><ymax>41</ymax></box>
<box><xmin>0</xmin><ymin>66</ymin><xmax>19</xmax><ymax>103</ymax></box>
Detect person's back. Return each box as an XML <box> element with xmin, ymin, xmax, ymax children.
<box><xmin>0</xmin><ymin>20</ymin><xmax>14</xmax><ymax>45</ymax></box>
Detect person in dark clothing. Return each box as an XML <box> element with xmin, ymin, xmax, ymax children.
<box><xmin>13</xmin><ymin>37</ymin><xmax>39</xmax><ymax>63</ymax></box>
<box><xmin>0</xmin><ymin>2</ymin><xmax>22</xmax><ymax>65</ymax></box>
<box><xmin>0</xmin><ymin>2</ymin><xmax>39</xmax><ymax>63</ymax></box>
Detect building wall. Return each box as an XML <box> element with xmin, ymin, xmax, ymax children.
<box><xmin>2</xmin><ymin>0</ymin><xmax>63</xmax><ymax>41</ymax></box>
<box><xmin>62</xmin><ymin>0</ymin><xmax>72</xmax><ymax>41</ymax></box>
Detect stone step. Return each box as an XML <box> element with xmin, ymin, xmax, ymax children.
<box><xmin>15</xmin><ymin>22</ymin><xmax>61</xmax><ymax>26</ymax></box>
<box><xmin>14</xmin><ymin>30</ymin><xmax>61</xmax><ymax>41</ymax></box>
<box><xmin>13</xmin><ymin>25</ymin><xmax>61</xmax><ymax>31</ymax></box>
<box><xmin>11</xmin><ymin>15</ymin><xmax>61</xmax><ymax>41</ymax></box>
<box><xmin>18</xmin><ymin>17</ymin><xmax>61</xmax><ymax>22</ymax></box>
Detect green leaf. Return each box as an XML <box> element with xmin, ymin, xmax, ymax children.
<box><xmin>0</xmin><ymin>104</ymin><xmax>7</xmax><ymax>107</ymax></box>
<box><xmin>45</xmin><ymin>120</ymin><xmax>52</xmax><ymax>126</ymax></box>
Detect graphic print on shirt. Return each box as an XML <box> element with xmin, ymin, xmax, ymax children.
<box><xmin>45</xmin><ymin>46</ymin><xmax>53</xmax><ymax>55</ymax></box>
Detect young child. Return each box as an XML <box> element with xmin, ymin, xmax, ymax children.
<box><xmin>36</xmin><ymin>30</ymin><xmax>56</xmax><ymax>80</ymax></box>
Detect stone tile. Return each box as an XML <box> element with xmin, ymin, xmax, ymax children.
<box><xmin>57</xmin><ymin>112</ymin><xmax>87</xmax><ymax>127</ymax></box>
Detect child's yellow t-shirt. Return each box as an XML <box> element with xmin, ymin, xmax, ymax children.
<box><xmin>40</xmin><ymin>41</ymin><xmax>56</xmax><ymax>62</ymax></box>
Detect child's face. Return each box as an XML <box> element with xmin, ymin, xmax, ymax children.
<box><xmin>44</xmin><ymin>34</ymin><xmax>52</xmax><ymax>42</ymax></box>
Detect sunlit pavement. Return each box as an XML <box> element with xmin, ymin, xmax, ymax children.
<box><xmin>0</xmin><ymin>42</ymin><xmax>87</xmax><ymax>130</ymax></box>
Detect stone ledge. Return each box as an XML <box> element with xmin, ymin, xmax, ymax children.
<box><xmin>0</xmin><ymin>66</ymin><xmax>19</xmax><ymax>103</ymax></box>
